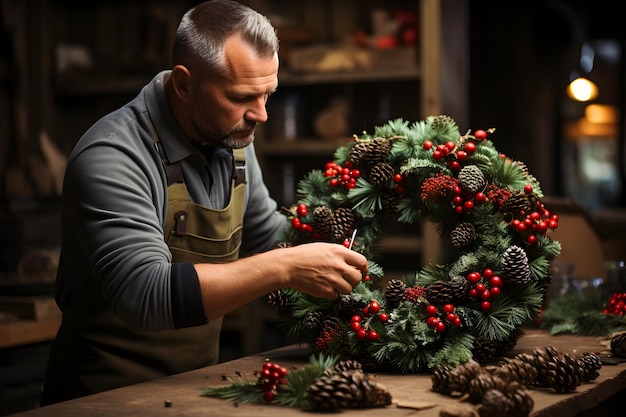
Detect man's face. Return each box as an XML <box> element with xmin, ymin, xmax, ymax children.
<box><xmin>188</xmin><ymin>35</ymin><xmax>278</xmax><ymax>149</ymax></box>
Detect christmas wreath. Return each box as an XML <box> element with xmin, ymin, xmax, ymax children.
<box><xmin>269</xmin><ymin>115</ymin><xmax>562</xmax><ymax>372</ymax></box>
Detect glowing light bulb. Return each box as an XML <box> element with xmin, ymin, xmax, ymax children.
<box><xmin>567</xmin><ymin>77</ymin><xmax>599</xmax><ymax>102</ymax></box>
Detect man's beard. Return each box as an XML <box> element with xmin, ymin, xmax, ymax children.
<box><xmin>191</xmin><ymin>115</ymin><xmax>256</xmax><ymax>149</ymax></box>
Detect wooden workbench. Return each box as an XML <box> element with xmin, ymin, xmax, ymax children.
<box><xmin>7</xmin><ymin>329</ymin><xmax>626</xmax><ymax>417</ymax></box>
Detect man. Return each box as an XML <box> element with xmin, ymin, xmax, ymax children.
<box><xmin>40</xmin><ymin>0</ymin><xmax>367</xmax><ymax>405</ymax></box>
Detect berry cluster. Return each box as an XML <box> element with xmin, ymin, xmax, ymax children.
<box><xmin>290</xmin><ymin>203</ymin><xmax>313</xmax><ymax>233</ymax></box>
<box><xmin>466</xmin><ymin>268</ymin><xmax>503</xmax><ymax>312</ymax></box>
<box><xmin>423</xmin><ymin>129</ymin><xmax>487</xmax><ymax>171</ymax></box>
<box><xmin>425</xmin><ymin>303</ymin><xmax>461</xmax><ymax>333</ymax></box>
<box><xmin>451</xmin><ymin>182</ymin><xmax>487</xmax><ymax>214</ymax></box>
<box><xmin>603</xmin><ymin>292</ymin><xmax>626</xmax><ymax>315</ymax></box>
<box><xmin>257</xmin><ymin>360</ymin><xmax>288</xmax><ymax>402</ymax></box>
<box><xmin>350</xmin><ymin>300</ymin><xmax>388</xmax><ymax>341</ymax></box>
<box><xmin>324</xmin><ymin>161</ymin><xmax>361</xmax><ymax>189</ymax></box>
<box><xmin>509</xmin><ymin>195</ymin><xmax>560</xmax><ymax>245</ymax></box>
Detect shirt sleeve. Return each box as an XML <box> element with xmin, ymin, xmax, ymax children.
<box><xmin>170</xmin><ymin>262</ymin><xmax>208</xmax><ymax>328</ymax></box>
<box><xmin>64</xmin><ymin>138</ymin><xmax>183</xmax><ymax>331</ymax></box>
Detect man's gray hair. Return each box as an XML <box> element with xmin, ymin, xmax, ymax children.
<box><xmin>173</xmin><ymin>0</ymin><xmax>279</xmax><ymax>75</ymax></box>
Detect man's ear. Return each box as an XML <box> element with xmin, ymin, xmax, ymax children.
<box><xmin>170</xmin><ymin>65</ymin><xmax>192</xmax><ymax>102</ymax></box>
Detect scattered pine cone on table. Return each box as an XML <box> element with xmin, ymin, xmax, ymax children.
<box><xmin>431</xmin><ymin>360</ymin><xmax>482</xmax><ymax>395</ymax></box>
<box><xmin>324</xmin><ymin>359</ymin><xmax>363</xmax><ymax>376</ymax></box>
<box><xmin>610</xmin><ymin>332</ymin><xmax>626</xmax><ymax>357</ymax></box>
<box><xmin>306</xmin><ymin>370</ymin><xmax>391</xmax><ymax>410</ymax></box>
<box><xmin>578</xmin><ymin>352</ymin><xmax>602</xmax><ymax>382</ymax></box>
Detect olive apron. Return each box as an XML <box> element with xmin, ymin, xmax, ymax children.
<box><xmin>41</xmin><ymin>144</ymin><xmax>246</xmax><ymax>404</ymax></box>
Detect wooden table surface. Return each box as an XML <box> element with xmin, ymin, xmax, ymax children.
<box><xmin>9</xmin><ymin>329</ymin><xmax>626</xmax><ymax>417</ymax></box>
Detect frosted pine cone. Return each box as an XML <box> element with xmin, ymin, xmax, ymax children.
<box><xmin>501</xmin><ymin>245</ymin><xmax>532</xmax><ymax>284</ymax></box>
<box><xmin>458</xmin><ymin>165</ymin><xmax>485</xmax><ymax>194</ymax></box>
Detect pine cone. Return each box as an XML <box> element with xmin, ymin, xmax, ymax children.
<box><xmin>381</xmin><ymin>189</ymin><xmax>399</xmax><ymax>217</ymax></box>
<box><xmin>305</xmin><ymin>310</ymin><xmax>325</xmax><ymax>331</ymax></box>
<box><xmin>340</xmin><ymin>294</ymin><xmax>365</xmax><ymax>318</ymax></box>
<box><xmin>492</xmin><ymin>357</ymin><xmax>538</xmax><ymax>387</ymax></box>
<box><xmin>267</xmin><ymin>289</ymin><xmax>289</xmax><ymax>314</ymax></box>
<box><xmin>578</xmin><ymin>352</ymin><xmax>602</xmax><ymax>382</ymax></box>
<box><xmin>425</xmin><ymin>281</ymin><xmax>455</xmax><ymax>305</ymax></box>
<box><xmin>450</xmin><ymin>222</ymin><xmax>476</xmax><ymax>248</ymax></box>
<box><xmin>384</xmin><ymin>279</ymin><xmax>407</xmax><ymax>308</ymax></box>
<box><xmin>313</xmin><ymin>206</ymin><xmax>334</xmax><ymax>234</ymax></box>
<box><xmin>306</xmin><ymin>370</ymin><xmax>392</xmax><ymax>410</ymax></box>
<box><xmin>504</xmin><ymin>386</ymin><xmax>534</xmax><ymax>417</ymax></box>
<box><xmin>610</xmin><ymin>332</ymin><xmax>626</xmax><ymax>357</ymax></box>
<box><xmin>501</xmin><ymin>245</ymin><xmax>532</xmax><ymax>284</ymax></box>
<box><xmin>431</xmin><ymin>115</ymin><xmax>457</xmax><ymax>134</ymax></box>
<box><xmin>458</xmin><ymin>165</ymin><xmax>486</xmax><ymax>194</ymax></box>
<box><xmin>472</xmin><ymin>339</ymin><xmax>499</xmax><ymax>364</ymax></box>
<box><xmin>324</xmin><ymin>359</ymin><xmax>363</xmax><ymax>376</ymax></box>
<box><xmin>438</xmin><ymin>360</ymin><xmax>482</xmax><ymax>395</ymax></box>
<box><xmin>369</xmin><ymin>162</ymin><xmax>394</xmax><ymax>187</ymax></box>
<box><xmin>504</xmin><ymin>190</ymin><xmax>532</xmax><ymax>218</ymax></box>
<box><xmin>330</xmin><ymin>207</ymin><xmax>355</xmax><ymax>241</ymax></box>
<box><xmin>348</xmin><ymin>141</ymin><xmax>369</xmax><ymax>167</ymax></box>
<box><xmin>521</xmin><ymin>346</ymin><xmax>581</xmax><ymax>393</ymax></box>
<box><xmin>467</xmin><ymin>373</ymin><xmax>508</xmax><ymax>403</ymax></box>
<box><xmin>449</xmin><ymin>275</ymin><xmax>470</xmax><ymax>302</ymax></box>
<box><xmin>478</xmin><ymin>389</ymin><xmax>513</xmax><ymax>417</ymax></box>
<box><xmin>365</xmin><ymin>137</ymin><xmax>392</xmax><ymax>165</ymax></box>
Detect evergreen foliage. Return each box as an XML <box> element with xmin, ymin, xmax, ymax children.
<box><xmin>273</xmin><ymin>116</ymin><xmax>561</xmax><ymax>372</ymax></box>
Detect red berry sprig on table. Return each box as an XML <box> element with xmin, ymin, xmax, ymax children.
<box><xmin>350</xmin><ymin>300</ymin><xmax>388</xmax><ymax>342</ymax></box>
<box><xmin>604</xmin><ymin>292</ymin><xmax>626</xmax><ymax>315</ymax></box>
<box><xmin>324</xmin><ymin>161</ymin><xmax>361</xmax><ymax>189</ymax></box>
<box><xmin>425</xmin><ymin>303</ymin><xmax>462</xmax><ymax>333</ymax></box>
<box><xmin>509</xmin><ymin>199</ymin><xmax>559</xmax><ymax>245</ymax></box>
<box><xmin>466</xmin><ymin>268</ymin><xmax>503</xmax><ymax>312</ymax></box>
<box><xmin>257</xmin><ymin>360</ymin><xmax>288</xmax><ymax>402</ymax></box>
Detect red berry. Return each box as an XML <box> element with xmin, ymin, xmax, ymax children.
<box><xmin>426</xmin><ymin>305</ymin><xmax>438</xmax><ymax>316</ymax></box>
<box><xmin>301</xmin><ymin>224</ymin><xmax>313</xmax><ymax>233</ymax></box>
<box><xmin>446</xmin><ymin>313</ymin><xmax>457</xmax><ymax>323</ymax></box>
<box><xmin>452</xmin><ymin>317</ymin><xmax>462</xmax><ymax>327</ymax></box>
<box><xmin>351</xmin><ymin>169</ymin><xmax>361</xmax><ymax>179</ymax></box>
<box><xmin>474</xmin><ymin>129</ymin><xmax>487</xmax><ymax>140</ymax></box>
<box><xmin>351</xmin><ymin>321</ymin><xmax>362</xmax><ymax>331</ymax></box>
<box><xmin>475</xmin><ymin>192</ymin><xmax>486</xmax><ymax>202</ymax></box>
<box><xmin>436</xmin><ymin>321</ymin><xmax>447</xmax><ymax>333</ymax></box>
<box><xmin>367</xmin><ymin>330</ymin><xmax>380</xmax><ymax>341</ymax></box>
<box><xmin>523</xmin><ymin>184</ymin><xmax>533</xmax><ymax>194</ymax></box>
<box><xmin>527</xmin><ymin>234</ymin><xmax>538</xmax><ymax>245</ymax></box>
<box><xmin>483</xmin><ymin>268</ymin><xmax>493</xmax><ymax>279</ymax></box>
<box><xmin>297</xmin><ymin>203</ymin><xmax>308</xmax><ymax>217</ymax></box>
<box><xmin>489</xmin><ymin>286</ymin><xmax>501</xmax><ymax>297</ymax></box>
<box><xmin>445</xmin><ymin>141</ymin><xmax>456</xmax><ymax>151</ymax></box>
<box><xmin>291</xmin><ymin>217</ymin><xmax>302</xmax><ymax>229</ymax></box>
<box><xmin>442</xmin><ymin>304</ymin><xmax>455</xmax><ymax>314</ymax></box>
<box><xmin>448</xmin><ymin>161</ymin><xmax>461</xmax><ymax>171</ymax></box>
<box><xmin>368</xmin><ymin>301</ymin><xmax>380</xmax><ymax>314</ymax></box>
<box><xmin>433</xmin><ymin>150</ymin><xmax>444</xmax><ymax>160</ymax></box>
<box><xmin>423</xmin><ymin>140</ymin><xmax>433</xmax><ymax>150</ymax></box>
<box><xmin>464</xmin><ymin>142</ymin><xmax>477</xmax><ymax>153</ymax></box>
<box><xmin>342</xmin><ymin>239</ymin><xmax>351</xmax><ymax>248</ymax></box>
<box><xmin>469</xmin><ymin>288</ymin><xmax>478</xmax><ymax>298</ymax></box>
<box><xmin>426</xmin><ymin>317</ymin><xmax>439</xmax><ymax>328</ymax></box>
<box><xmin>489</xmin><ymin>276</ymin><xmax>502</xmax><ymax>287</ymax></box>
<box><xmin>393</xmin><ymin>174</ymin><xmax>404</xmax><ymax>184</ymax></box>
<box><xmin>351</xmin><ymin>315</ymin><xmax>362</xmax><ymax>322</ymax></box>
<box><xmin>481</xmin><ymin>290</ymin><xmax>491</xmax><ymax>300</ymax></box>
<box><xmin>456</xmin><ymin>150</ymin><xmax>468</xmax><ymax>161</ymax></box>
<box><xmin>475</xmin><ymin>283</ymin><xmax>486</xmax><ymax>292</ymax></box>
<box><xmin>379</xmin><ymin>313</ymin><xmax>390</xmax><ymax>322</ymax></box>
<box><xmin>467</xmin><ymin>272</ymin><xmax>481</xmax><ymax>284</ymax></box>
<box><xmin>463</xmin><ymin>200</ymin><xmax>474</xmax><ymax>211</ymax></box>
<box><xmin>481</xmin><ymin>301</ymin><xmax>492</xmax><ymax>311</ymax></box>
<box><xmin>356</xmin><ymin>329</ymin><xmax>367</xmax><ymax>339</ymax></box>
<box><xmin>263</xmin><ymin>390</ymin><xmax>275</xmax><ymax>402</ymax></box>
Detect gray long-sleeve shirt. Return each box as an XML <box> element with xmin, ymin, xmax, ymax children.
<box><xmin>55</xmin><ymin>71</ymin><xmax>286</xmax><ymax>331</ymax></box>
